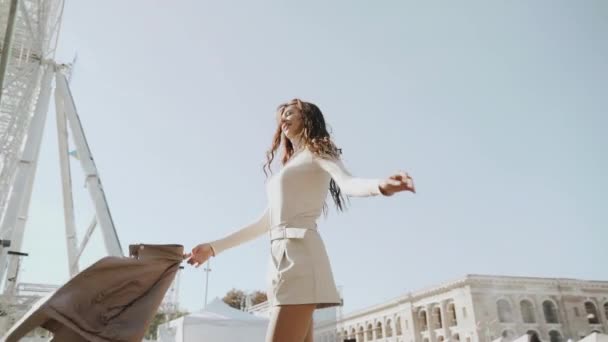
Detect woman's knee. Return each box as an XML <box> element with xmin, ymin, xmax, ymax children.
<box><xmin>266</xmin><ymin>304</ymin><xmax>316</xmax><ymax>342</ymax></box>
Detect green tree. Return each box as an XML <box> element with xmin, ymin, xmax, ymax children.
<box><xmin>222</xmin><ymin>288</ymin><xmax>247</xmax><ymax>310</ymax></box>
<box><xmin>250</xmin><ymin>290</ymin><xmax>268</xmax><ymax>306</ymax></box>
<box><xmin>222</xmin><ymin>288</ymin><xmax>268</xmax><ymax>310</ymax></box>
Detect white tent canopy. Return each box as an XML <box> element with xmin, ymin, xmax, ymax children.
<box><xmin>579</xmin><ymin>333</ymin><xmax>608</xmax><ymax>342</ymax></box>
<box><xmin>158</xmin><ymin>298</ymin><xmax>268</xmax><ymax>342</ymax></box>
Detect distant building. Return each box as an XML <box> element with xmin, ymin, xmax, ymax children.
<box><xmin>310</xmin><ymin>274</ymin><xmax>608</xmax><ymax>342</ymax></box>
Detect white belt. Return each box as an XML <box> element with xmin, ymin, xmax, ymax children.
<box><xmin>269</xmin><ymin>227</ymin><xmax>316</xmax><ymax>241</ymax></box>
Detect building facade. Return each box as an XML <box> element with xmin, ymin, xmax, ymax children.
<box><xmin>313</xmin><ymin>275</ymin><xmax>608</xmax><ymax>342</ymax></box>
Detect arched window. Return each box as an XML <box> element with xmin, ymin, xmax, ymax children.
<box><xmin>543</xmin><ymin>300</ymin><xmax>559</xmax><ymax>324</ymax></box>
<box><xmin>585</xmin><ymin>301</ymin><xmax>600</xmax><ymax>324</ymax></box>
<box><xmin>520</xmin><ymin>300</ymin><xmax>536</xmax><ymax>323</ymax></box>
<box><xmin>376</xmin><ymin>321</ymin><xmax>383</xmax><ymax>339</ymax></box>
<box><xmin>604</xmin><ymin>303</ymin><xmax>608</xmax><ymax>322</ymax></box>
<box><xmin>448</xmin><ymin>303</ymin><xmax>458</xmax><ymax>326</ymax></box>
<box><xmin>386</xmin><ymin>319</ymin><xmax>393</xmax><ymax>337</ymax></box>
<box><xmin>527</xmin><ymin>330</ymin><xmax>540</xmax><ymax>342</ymax></box>
<box><xmin>497</xmin><ymin>299</ymin><xmax>514</xmax><ymax>323</ymax></box>
<box><xmin>438</xmin><ymin>336</ymin><xmax>445</xmax><ymax>342</ymax></box>
<box><xmin>366</xmin><ymin>323</ymin><xmax>373</xmax><ymax>340</ymax></box>
<box><xmin>420</xmin><ymin>310</ymin><xmax>429</xmax><ymax>330</ymax></box>
<box><xmin>453</xmin><ymin>333</ymin><xmax>461</xmax><ymax>341</ymax></box>
<box><xmin>549</xmin><ymin>330</ymin><xmax>562</xmax><ymax>342</ymax></box>
<box><xmin>433</xmin><ymin>307</ymin><xmax>443</xmax><ymax>329</ymax></box>
<box><xmin>502</xmin><ymin>330</ymin><xmax>516</xmax><ymax>339</ymax></box>
<box><xmin>396</xmin><ymin>316</ymin><xmax>403</xmax><ymax>335</ymax></box>
<box><xmin>357</xmin><ymin>326</ymin><xmax>364</xmax><ymax>341</ymax></box>
<box><xmin>350</xmin><ymin>327</ymin><xmax>356</xmax><ymax>339</ymax></box>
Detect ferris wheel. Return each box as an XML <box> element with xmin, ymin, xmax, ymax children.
<box><xmin>0</xmin><ymin>0</ymin><xmax>124</xmax><ymax>331</ymax></box>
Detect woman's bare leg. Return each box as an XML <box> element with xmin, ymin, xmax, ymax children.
<box><xmin>304</xmin><ymin>317</ymin><xmax>314</xmax><ymax>342</ymax></box>
<box><xmin>266</xmin><ymin>304</ymin><xmax>316</xmax><ymax>342</ymax></box>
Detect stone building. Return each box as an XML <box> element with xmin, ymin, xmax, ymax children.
<box><xmin>313</xmin><ymin>274</ymin><xmax>608</xmax><ymax>342</ymax></box>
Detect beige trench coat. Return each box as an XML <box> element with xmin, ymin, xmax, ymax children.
<box><xmin>3</xmin><ymin>244</ymin><xmax>183</xmax><ymax>342</ymax></box>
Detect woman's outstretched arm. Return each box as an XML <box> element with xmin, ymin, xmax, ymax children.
<box><xmin>207</xmin><ymin>208</ymin><xmax>270</xmax><ymax>256</ymax></box>
<box><xmin>314</xmin><ymin>155</ymin><xmax>416</xmax><ymax>197</ymax></box>
<box><xmin>314</xmin><ymin>155</ymin><xmax>384</xmax><ymax>197</ymax></box>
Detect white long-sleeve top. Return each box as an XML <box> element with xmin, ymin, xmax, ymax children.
<box><xmin>208</xmin><ymin>148</ymin><xmax>382</xmax><ymax>255</ymax></box>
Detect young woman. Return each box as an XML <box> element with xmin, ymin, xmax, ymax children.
<box><xmin>186</xmin><ymin>99</ymin><xmax>415</xmax><ymax>342</ymax></box>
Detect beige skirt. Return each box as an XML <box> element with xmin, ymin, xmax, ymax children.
<box><xmin>265</xmin><ymin>227</ymin><xmax>342</xmax><ymax>309</ymax></box>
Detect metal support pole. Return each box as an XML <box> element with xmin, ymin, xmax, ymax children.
<box><xmin>0</xmin><ymin>67</ymin><xmax>54</xmax><ymax>292</ymax></box>
<box><xmin>0</xmin><ymin>0</ymin><xmax>19</xmax><ymax>104</ymax></box>
<box><xmin>54</xmin><ymin>71</ymin><xmax>123</xmax><ymax>257</ymax></box>
<box><xmin>55</xmin><ymin>74</ymin><xmax>80</xmax><ymax>277</ymax></box>
<box><xmin>72</xmin><ymin>216</ymin><xmax>97</xmax><ymax>271</ymax></box>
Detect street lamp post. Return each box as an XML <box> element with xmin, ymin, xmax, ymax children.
<box><xmin>203</xmin><ymin>258</ymin><xmax>211</xmax><ymax>309</ymax></box>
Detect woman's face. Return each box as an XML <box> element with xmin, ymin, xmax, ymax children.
<box><xmin>279</xmin><ymin>104</ymin><xmax>304</xmax><ymax>140</ymax></box>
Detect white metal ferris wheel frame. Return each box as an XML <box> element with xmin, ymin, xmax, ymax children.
<box><xmin>0</xmin><ymin>0</ymin><xmax>123</xmax><ymax>306</ymax></box>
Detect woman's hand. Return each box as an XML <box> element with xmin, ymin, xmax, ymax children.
<box><xmin>380</xmin><ymin>171</ymin><xmax>415</xmax><ymax>196</ymax></box>
<box><xmin>185</xmin><ymin>243</ymin><xmax>215</xmax><ymax>268</ymax></box>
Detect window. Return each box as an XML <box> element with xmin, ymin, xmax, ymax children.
<box><xmin>433</xmin><ymin>307</ymin><xmax>443</xmax><ymax>329</ymax></box>
<box><xmin>396</xmin><ymin>316</ymin><xmax>403</xmax><ymax>335</ymax></box>
<box><xmin>350</xmin><ymin>327</ymin><xmax>356</xmax><ymax>339</ymax></box>
<box><xmin>448</xmin><ymin>303</ymin><xmax>458</xmax><ymax>326</ymax></box>
<box><xmin>376</xmin><ymin>321</ymin><xmax>383</xmax><ymax>339</ymax></box>
<box><xmin>520</xmin><ymin>300</ymin><xmax>536</xmax><ymax>323</ymax></box>
<box><xmin>453</xmin><ymin>333</ymin><xmax>461</xmax><ymax>341</ymax></box>
<box><xmin>543</xmin><ymin>300</ymin><xmax>559</xmax><ymax>324</ymax></box>
<box><xmin>585</xmin><ymin>301</ymin><xmax>600</xmax><ymax>324</ymax></box>
<box><xmin>502</xmin><ymin>330</ymin><xmax>516</xmax><ymax>339</ymax></box>
<box><xmin>367</xmin><ymin>323</ymin><xmax>373</xmax><ymax>340</ymax></box>
<box><xmin>604</xmin><ymin>303</ymin><xmax>608</xmax><ymax>322</ymax></box>
<box><xmin>549</xmin><ymin>330</ymin><xmax>562</xmax><ymax>342</ymax></box>
<box><xmin>438</xmin><ymin>336</ymin><xmax>445</xmax><ymax>342</ymax></box>
<box><xmin>527</xmin><ymin>331</ymin><xmax>540</xmax><ymax>342</ymax></box>
<box><xmin>497</xmin><ymin>299</ymin><xmax>514</xmax><ymax>323</ymax></box>
<box><xmin>386</xmin><ymin>319</ymin><xmax>393</xmax><ymax>337</ymax></box>
<box><xmin>420</xmin><ymin>310</ymin><xmax>429</xmax><ymax>331</ymax></box>
<box><xmin>357</xmin><ymin>326</ymin><xmax>364</xmax><ymax>341</ymax></box>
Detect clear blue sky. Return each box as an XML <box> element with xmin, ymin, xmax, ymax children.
<box><xmin>21</xmin><ymin>0</ymin><xmax>607</xmax><ymax>315</ymax></box>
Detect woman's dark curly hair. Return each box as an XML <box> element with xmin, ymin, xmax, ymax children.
<box><xmin>263</xmin><ymin>98</ymin><xmax>348</xmax><ymax>212</ymax></box>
